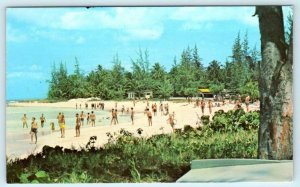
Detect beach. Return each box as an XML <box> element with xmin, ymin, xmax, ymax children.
<box><xmin>6</xmin><ymin>98</ymin><xmax>259</xmax><ymax>159</ymax></box>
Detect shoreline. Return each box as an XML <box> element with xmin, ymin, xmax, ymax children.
<box><xmin>6</xmin><ymin>98</ymin><xmax>260</xmax><ymax>160</ymax></box>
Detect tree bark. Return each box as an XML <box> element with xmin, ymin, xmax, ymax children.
<box><xmin>256</xmin><ymin>6</ymin><xmax>293</xmax><ymax>160</ymax></box>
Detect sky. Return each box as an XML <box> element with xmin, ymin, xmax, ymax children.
<box><xmin>6</xmin><ymin>6</ymin><xmax>292</xmax><ymax>100</ymax></box>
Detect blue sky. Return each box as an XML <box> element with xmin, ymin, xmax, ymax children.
<box><xmin>6</xmin><ymin>6</ymin><xmax>291</xmax><ymax>100</ymax></box>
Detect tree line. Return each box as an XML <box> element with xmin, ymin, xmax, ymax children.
<box><xmin>48</xmin><ymin>31</ymin><xmax>260</xmax><ymax>101</ymax></box>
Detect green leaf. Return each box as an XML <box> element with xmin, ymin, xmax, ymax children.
<box><xmin>35</xmin><ymin>170</ymin><xmax>49</xmax><ymax>178</ymax></box>
<box><xmin>19</xmin><ymin>173</ymin><xmax>30</xmax><ymax>183</ymax></box>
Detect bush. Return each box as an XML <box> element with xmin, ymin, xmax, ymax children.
<box><xmin>7</xmin><ymin>114</ymin><xmax>259</xmax><ymax>183</ymax></box>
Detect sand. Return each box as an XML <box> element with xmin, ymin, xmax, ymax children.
<box><xmin>7</xmin><ymin>98</ymin><xmax>260</xmax><ymax>159</ymax></box>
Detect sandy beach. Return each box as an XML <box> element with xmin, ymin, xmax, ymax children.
<box><xmin>7</xmin><ymin>98</ymin><xmax>259</xmax><ymax>159</ymax></box>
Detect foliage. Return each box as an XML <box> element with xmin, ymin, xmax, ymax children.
<box><xmin>47</xmin><ymin>31</ymin><xmax>260</xmax><ymax>101</ymax></box>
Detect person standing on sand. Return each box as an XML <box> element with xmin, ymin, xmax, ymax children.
<box><xmin>121</xmin><ymin>105</ymin><xmax>125</xmax><ymax>115</ymax></box>
<box><xmin>146</xmin><ymin>108</ymin><xmax>152</xmax><ymax>126</ymax></box>
<box><xmin>200</xmin><ymin>99</ymin><xmax>205</xmax><ymax>115</ymax></box>
<box><xmin>86</xmin><ymin>112</ymin><xmax>90</xmax><ymax>125</ymax></box>
<box><xmin>159</xmin><ymin>103</ymin><xmax>164</xmax><ymax>116</ymax></box>
<box><xmin>153</xmin><ymin>103</ymin><xmax>157</xmax><ymax>116</ymax></box>
<box><xmin>115</xmin><ymin>109</ymin><xmax>119</xmax><ymax>124</ymax></box>
<box><xmin>208</xmin><ymin>100</ymin><xmax>213</xmax><ymax>115</ymax></box>
<box><xmin>30</xmin><ymin>117</ymin><xmax>38</xmax><ymax>144</ymax></box>
<box><xmin>22</xmin><ymin>114</ymin><xmax>28</xmax><ymax>128</ymax></box>
<box><xmin>80</xmin><ymin>111</ymin><xmax>85</xmax><ymax>126</ymax></box>
<box><xmin>90</xmin><ymin>111</ymin><xmax>96</xmax><ymax>127</ymax></box>
<box><xmin>110</xmin><ymin>109</ymin><xmax>116</xmax><ymax>125</ymax></box>
<box><xmin>40</xmin><ymin>113</ymin><xmax>46</xmax><ymax>128</ymax></box>
<box><xmin>59</xmin><ymin>114</ymin><xmax>66</xmax><ymax>138</ymax></box>
<box><xmin>245</xmin><ymin>95</ymin><xmax>251</xmax><ymax>112</ymax></box>
<box><xmin>57</xmin><ymin>112</ymin><xmax>62</xmax><ymax>126</ymax></box>
<box><xmin>130</xmin><ymin>107</ymin><xmax>134</xmax><ymax>125</ymax></box>
<box><xmin>167</xmin><ymin>114</ymin><xmax>175</xmax><ymax>132</ymax></box>
<box><xmin>75</xmin><ymin>113</ymin><xmax>81</xmax><ymax>137</ymax></box>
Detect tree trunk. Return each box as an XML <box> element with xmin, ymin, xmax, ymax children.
<box><xmin>256</xmin><ymin>6</ymin><xmax>293</xmax><ymax>159</ymax></box>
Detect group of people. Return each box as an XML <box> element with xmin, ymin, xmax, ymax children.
<box><xmin>22</xmin><ymin>113</ymin><xmax>47</xmax><ymax>144</ymax></box>
<box><xmin>76</xmin><ymin>102</ymin><xmax>105</xmax><ymax>110</ymax></box>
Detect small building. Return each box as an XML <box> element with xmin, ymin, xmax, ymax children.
<box><xmin>198</xmin><ymin>88</ymin><xmax>213</xmax><ymax>98</ymax></box>
<box><xmin>127</xmin><ymin>92</ymin><xmax>136</xmax><ymax>99</ymax></box>
<box><xmin>144</xmin><ymin>90</ymin><xmax>153</xmax><ymax>99</ymax></box>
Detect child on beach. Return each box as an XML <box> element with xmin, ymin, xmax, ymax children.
<box><xmin>40</xmin><ymin>114</ymin><xmax>46</xmax><ymax>128</ymax></box>
<box><xmin>30</xmin><ymin>117</ymin><xmax>38</xmax><ymax>144</ymax></box>
<box><xmin>146</xmin><ymin>108</ymin><xmax>152</xmax><ymax>126</ymax></box>
<box><xmin>75</xmin><ymin>113</ymin><xmax>81</xmax><ymax>137</ymax></box>
<box><xmin>22</xmin><ymin>114</ymin><xmax>28</xmax><ymax>128</ymax></box>
<box><xmin>90</xmin><ymin>111</ymin><xmax>96</xmax><ymax>127</ymax></box>
<box><xmin>50</xmin><ymin>122</ymin><xmax>55</xmax><ymax>132</ymax></box>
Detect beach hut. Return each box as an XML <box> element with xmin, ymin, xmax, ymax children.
<box><xmin>127</xmin><ymin>91</ymin><xmax>136</xmax><ymax>99</ymax></box>
<box><xmin>144</xmin><ymin>90</ymin><xmax>153</xmax><ymax>99</ymax></box>
<box><xmin>198</xmin><ymin>88</ymin><xmax>213</xmax><ymax>98</ymax></box>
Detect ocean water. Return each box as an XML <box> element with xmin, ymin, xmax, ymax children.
<box><xmin>6</xmin><ymin>106</ymin><xmax>130</xmax><ymax>158</ymax></box>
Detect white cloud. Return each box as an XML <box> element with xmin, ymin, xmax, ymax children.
<box><xmin>6</xmin><ymin>24</ymin><xmax>28</xmax><ymax>42</ymax></box>
<box><xmin>170</xmin><ymin>7</ymin><xmax>258</xmax><ymax>30</ymax></box>
<box><xmin>7</xmin><ymin>6</ymin><xmax>260</xmax><ymax>42</ymax></box>
<box><xmin>7</xmin><ymin>71</ymin><xmax>45</xmax><ymax>80</ymax></box>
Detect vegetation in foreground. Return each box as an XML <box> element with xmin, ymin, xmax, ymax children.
<box><xmin>7</xmin><ymin>109</ymin><xmax>259</xmax><ymax>183</ymax></box>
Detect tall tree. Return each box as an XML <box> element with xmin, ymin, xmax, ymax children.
<box><xmin>255</xmin><ymin>6</ymin><xmax>293</xmax><ymax>159</ymax></box>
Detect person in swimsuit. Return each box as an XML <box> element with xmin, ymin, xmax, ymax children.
<box><xmin>167</xmin><ymin>114</ymin><xmax>175</xmax><ymax>132</ymax></box>
<box><xmin>75</xmin><ymin>113</ymin><xmax>81</xmax><ymax>137</ymax></box>
<box><xmin>59</xmin><ymin>113</ymin><xmax>66</xmax><ymax>138</ymax></box>
<box><xmin>130</xmin><ymin>107</ymin><xmax>134</xmax><ymax>125</ymax></box>
<box><xmin>40</xmin><ymin>113</ymin><xmax>46</xmax><ymax>128</ymax></box>
<box><xmin>22</xmin><ymin>114</ymin><xmax>28</xmax><ymax>128</ymax></box>
<box><xmin>80</xmin><ymin>111</ymin><xmax>85</xmax><ymax>126</ymax></box>
<box><xmin>90</xmin><ymin>111</ymin><xmax>96</xmax><ymax>127</ymax></box>
<box><xmin>111</xmin><ymin>109</ymin><xmax>116</xmax><ymax>125</ymax></box>
<box><xmin>208</xmin><ymin>100</ymin><xmax>213</xmax><ymax>115</ymax></box>
<box><xmin>200</xmin><ymin>99</ymin><xmax>205</xmax><ymax>115</ymax></box>
<box><xmin>30</xmin><ymin>117</ymin><xmax>38</xmax><ymax>144</ymax></box>
<box><xmin>245</xmin><ymin>95</ymin><xmax>251</xmax><ymax>112</ymax></box>
<box><xmin>87</xmin><ymin>112</ymin><xmax>90</xmax><ymax>125</ymax></box>
<box><xmin>146</xmin><ymin>108</ymin><xmax>152</xmax><ymax>126</ymax></box>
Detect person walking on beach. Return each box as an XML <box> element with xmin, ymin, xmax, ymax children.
<box><xmin>22</xmin><ymin>114</ymin><xmax>28</xmax><ymax>128</ymax></box>
<box><xmin>146</xmin><ymin>108</ymin><xmax>152</xmax><ymax>126</ymax></box>
<box><xmin>111</xmin><ymin>109</ymin><xmax>116</xmax><ymax>125</ymax></box>
<box><xmin>30</xmin><ymin>117</ymin><xmax>38</xmax><ymax>144</ymax></box>
<box><xmin>40</xmin><ymin>113</ymin><xmax>46</xmax><ymax>128</ymax></box>
<box><xmin>153</xmin><ymin>103</ymin><xmax>157</xmax><ymax>116</ymax></box>
<box><xmin>75</xmin><ymin>113</ymin><xmax>81</xmax><ymax>137</ymax></box>
<box><xmin>200</xmin><ymin>99</ymin><xmax>205</xmax><ymax>115</ymax></box>
<box><xmin>130</xmin><ymin>107</ymin><xmax>134</xmax><ymax>125</ymax></box>
<box><xmin>80</xmin><ymin>111</ymin><xmax>85</xmax><ymax>126</ymax></box>
<box><xmin>59</xmin><ymin>113</ymin><xmax>66</xmax><ymax>138</ymax></box>
<box><xmin>208</xmin><ymin>100</ymin><xmax>213</xmax><ymax>115</ymax></box>
<box><xmin>245</xmin><ymin>95</ymin><xmax>251</xmax><ymax>112</ymax></box>
<box><xmin>167</xmin><ymin>114</ymin><xmax>175</xmax><ymax>132</ymax></box>
<box><xmin>90</xmin><ymin>111</ymin><xmax>96</xmax><ymax>127</ymax></box>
